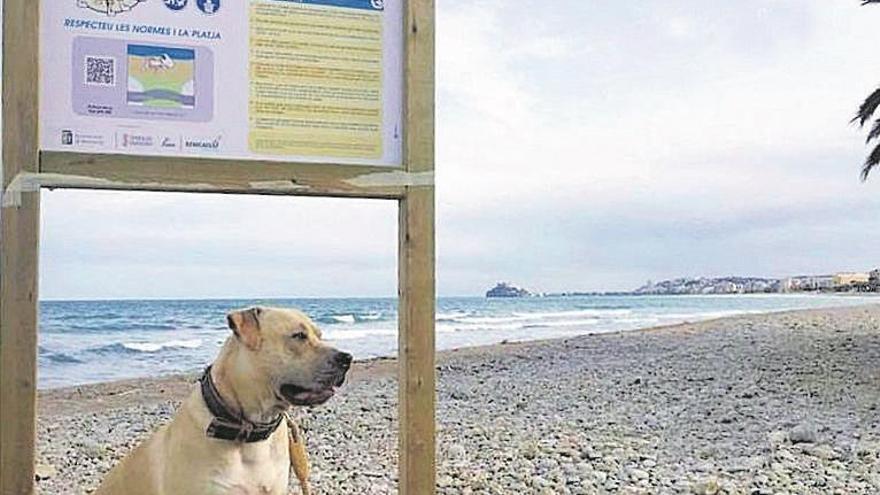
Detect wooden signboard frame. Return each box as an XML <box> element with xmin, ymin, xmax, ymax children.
<box><xmin>0</xmin><ymin>1</ymin><xmax>435</xmax><ymax>494</ymax></box>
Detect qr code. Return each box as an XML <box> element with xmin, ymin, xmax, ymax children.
<box><xmin>85</xmin><ymin>56</ymin><xmax>116</xmax><ymax>86</ymax></box>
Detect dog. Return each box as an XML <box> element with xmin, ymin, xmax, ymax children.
<box><xmin>94</xmin><ymin>307</ymin><xmax>352</xmax><ymax>495</ymax></box>
<box><xmin>143</xmin><ymin>54</ymin><xmax>174</xmax><ymax>73</ymax></box>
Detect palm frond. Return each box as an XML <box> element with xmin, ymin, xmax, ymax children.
<box><xmin>862</xmin><ymin>143</ymin><xmax>880</xmax><ymax>181</ymax></box>
<box><xmin>867</xmin><ymin>118</ymin><xmax>880</xmax><ymax>144</ymax></box>
<box><xmin>856</xmin><ymin>0</ymin><xmax>880</xmax><ymax>178</ymax></box>
<box><xmin>853</xmin><ymin>86</ymin><xmax>880</xmax><ymax>127</ymax></box>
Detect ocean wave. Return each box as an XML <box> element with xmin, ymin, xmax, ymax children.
<box><xmin>450</xmin><ymin>315</ymin><xmax>530</xmax><ymax>325</ymax></box>
<box><xmin>437</xmin><ymin>322</ymin><xmax>525</xmax><ymax>333</ymax></box>
<box><xmin>441</xmin><ymin>309</ymin><xmax>629</xmax><ymax>327</ymax></box>
<box><xmin>89</xmin><ymin>339</ymin><xmax>204</xmax><ymax>355</ymax></box>
<box><xmin>512</xmin><ymin>309</ymin><xmax>632</xmax><ymax>319</ymax></box>
<box><xmin>43</xmin><ymin>322</ymin><xmax>179</xmax><ymax>334</ymax></box>
<box><xmin>123</xmin><ymin>339</ymin><xmax>203</xmax><ymax>353</ymax></box>
<box><xmin>436</xmin><ymin>311</ymin><xmax>472</xmax><ymax>321</ymax></box>
<box><xmin>38</xmin><ymin>346</ymin><xmax>83</xmax><ymax>364</ymax></box>
<box><xmin>323</xmin><ymin>328</ymin><xmax>397</xmax><ymax>340</ymax></box>
<box><xmin>522</xmin><ymin>319</ymin><xmax>601</xmax><ymax>329</ymax></box>
<box><xmin>183</xmin><ymin>323</ymin><xmax>216</xmax><ymax>329</ymax></box>
<box><xmin>439</xmin><ymin>316</ymin><xmax>604</xmax><ymax>334</ymax></box>
<box><xmin>46</xmin><ymin>312</ymin><xmax>124</xmax><ymax>321</ymax></box>
<box><xmin>574</xmin><ymin>304</ymin><xmax>631</xmax><ymax>311</ymax></box>
<box><xmin>318</xmin><ymin>313</ymin><xmax>389</xmax><ymax>325</ymax></box>
<box><xmin>124</xmin><ymin>323</ymin><xmax>181</xmax><ymax>331</ymax></box>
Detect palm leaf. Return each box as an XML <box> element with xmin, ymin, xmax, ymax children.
<box><xmin>857</xmin><ymin>0</ymin><xmax>880</xmax><ymax>178</ymax></box>
<box><xmin>862</xmin><ymin>143</ymin><xmax>880</xmax><ymax>181</ymax></box>
<box><xmin>867</xmin><ymin>118</ymin><xmax>880</xmax><ymax>144</ymax></box>
<box><xmin>853</xmin><ymin>86</ymin><xmax>880</xmax><ymax>127</ymax></box>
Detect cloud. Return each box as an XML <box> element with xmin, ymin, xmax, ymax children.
<box><xmin>41</xmin><ymin>192</ymin><xmax>399</xmax><ymax>299</ymax></box>
<box><xmin>37</xmin><ymin>0</ymin><xmax>880</xmax><ymax>298</ymax></box>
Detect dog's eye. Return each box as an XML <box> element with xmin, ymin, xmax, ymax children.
<box><xmin>291</xmin><ymin>332</ymin><xmax>308</xmax><ymax>341</ymax></box>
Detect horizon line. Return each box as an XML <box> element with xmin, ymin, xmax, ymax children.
<box><xmin>39</xmin><ymin>294</ymin><xmax>479</xmax><ymax>303</ymax></box>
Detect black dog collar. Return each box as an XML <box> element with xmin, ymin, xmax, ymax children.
<box><xmin>199</xmin><ymin>366</ymin><xmax>283</xmax><ymax>443</ymax></box>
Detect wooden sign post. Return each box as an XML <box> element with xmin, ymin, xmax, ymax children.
<box><xmin>0</xmin><ymin>0</ymin><xmax>435</xmax><ymax>493</ymax></box>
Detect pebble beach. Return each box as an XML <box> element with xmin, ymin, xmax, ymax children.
<box><xmin>35</xmin><ymin>304</ymin><xmax>880</xmax><ymax>494</ymax></box>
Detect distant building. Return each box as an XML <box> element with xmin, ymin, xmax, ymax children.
<box><xmin>789</xmin><ymin>275</ymin><xmax>834</xmax><ymax>291</ymax></box>
<box><xmin>636</xmin><ymin>270</ymin><xmax>879</xmax><ymax>295</ymax></box>
<box><xmin>715</xmin><ymin>281</ymin><xmax>739</xmax><ymax>294</ymax></box>
<box><xmin>779</xmin><ymin>277</ymin><xmax>794</xmax><ymax>293</ymax></box>
<box><xmin>744</xmin><ymin>280</ymin><xmax>771</xmax><ymax>293</ymax></box>
<box><xmin>834</xmin><ymin>272</ymin><xmax>870</xmax><ymax>287</ymax></box>
<box><xmin>633</xmin><ymin>276</ymin><xmax>778</xmax><ymax>295</ymax></box>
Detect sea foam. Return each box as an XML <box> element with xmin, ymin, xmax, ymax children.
<box><xmin>121</xmin><ymin>339</ymin><xmax>203</xmax><ymax>353</ymax></box>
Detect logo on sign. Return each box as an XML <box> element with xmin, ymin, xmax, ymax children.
<box><xmin>196</xmin><ymin>0</ymin><xmax>220</xmax><ymax>14</ymax></box>
<box><xmin>163</xmin><ymin>0</ymin><xmax>188</xmax><ymax>11</ymax></box>
<box><xmin>61</xmin><ymin>130</ymin><xmax>74</xmax><ymax>146</ymax></box>
<box><xmin>77</xmin><ymin>0</ymin><xmax>146</xmax><ymax>16</ymax></box>
<box><xmin>120</xmin><ymin>133</ymin><xmax>154</xmax><ymax>148</ymax></box>
<box><xmin>370</xmin><ymin>0</ymin><xmax>384</xmax><ymax>10</ymax></box>
<box><xmin>184</xmin><ymin>135</ymin><xmax>222</xmax><ymax>150</ymax></box>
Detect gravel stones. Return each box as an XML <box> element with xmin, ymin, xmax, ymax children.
<box><xmin>790</xmin><ymin>423</ymin><xmax>819</xmax><ymax>444</ymax></box>
<box><xmin>34</xmin><ymin>305</ymin><xmax>880</xmax><ymax>494</ymax></box>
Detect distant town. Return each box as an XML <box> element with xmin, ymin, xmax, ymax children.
<box><xmin>486</xmin><ymin>268</ymin><xmax>880</xmax><ymax>297</ymax></box>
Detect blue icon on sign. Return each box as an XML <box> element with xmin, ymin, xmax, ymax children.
<box><xmin>163</xmin><ymin>0</ymin><xmax>187</xmax><ymax>10</ymax></box>
<box><xmin>196</xmin><ymin>0</ymin><xmax>220</xmax><ymax>14</ymax></box>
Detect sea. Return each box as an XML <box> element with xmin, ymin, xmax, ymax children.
<box><xmin>38</xmin><ymin>294</ymin><xmax>878</xmax><ymax>389</ymax></box>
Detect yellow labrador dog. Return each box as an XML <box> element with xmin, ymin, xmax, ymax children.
<box><xmin>95</xmin><ymin>307</ymin><xmax>352</xmax><ymax>495</ymax></box>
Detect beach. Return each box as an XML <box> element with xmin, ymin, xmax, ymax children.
<box><xmin>36</xmin><ymin>304</ymin><xmax>880</xmax><ymax>494</ymax></box>
<box><xmin>38</xmin><ymin>294</ymin><xmax>880</xmax><ymax>389</ymax></box>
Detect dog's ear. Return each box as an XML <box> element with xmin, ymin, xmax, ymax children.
<box><xmin>227</xmin><ymin>307</ymin><xmax>263</xmax><ymax>350</ymax></box>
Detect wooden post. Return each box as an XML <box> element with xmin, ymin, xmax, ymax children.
<box><xmin>1</xmin><ymin>0</ymin><xmax>436</xmax><ymax>493</ymax></box>
<box><xmin>0</xmin><ymin>0</ymin><xmax>41</xmax><ymax>494</ymax></box>
<box><xmin>398</xmin><ymin>0</ymin><xmax>435</xmax><ymax>494</ymax></box>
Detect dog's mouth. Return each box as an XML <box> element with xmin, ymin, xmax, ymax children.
<box><xmin>279</xmin><ymin>367</ymin><xmax>349</xmax><ymax>407</ymax></box>
<box><xmin>279</xmin><ymin>384</ymin><xmax>337</xmax><ymax>406</ymax></box>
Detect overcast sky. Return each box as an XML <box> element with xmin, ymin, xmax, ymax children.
<box><xmin>38</xmin><ymin>0</ymin><xmax>880</xmax><ymax>299</ymax></box>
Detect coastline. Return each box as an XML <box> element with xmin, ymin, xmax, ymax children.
<box><xmin>33</xmin><ymin>302</ymin><xmax>846</xmax><ymax>415</ymax></box>
<box><xmin>37</xmin><ymin>304</ymin><xmax>880</xmax><ymax>494</ymax></box>
<box><xmin>36</xmin><ymin>299</ymin><xmax>879</xmax><ymax>412</ymax></box>
<box><xmin>38</xmin><ymin>293</ymin><xmax>880</xmax><ymax>389</ymax></box>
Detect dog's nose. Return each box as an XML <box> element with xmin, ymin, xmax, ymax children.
<box><xmin>335</xmin><ymin>352</ymin><xmax>353</xmax><ymax>368</ymax></box>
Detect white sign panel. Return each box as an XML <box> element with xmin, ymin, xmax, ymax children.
<box><xmin>40</xmin><ymin>0</ymin><xmax>404</xmax><ymax>166</ymax></box>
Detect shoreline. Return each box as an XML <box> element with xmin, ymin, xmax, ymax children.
<box><xmin>37</xmin><ymin>301</ymin><xmax>877</xmax><ymax>402</ymax></box>
<box><xmin>36</xmin><ymin>304</ymin><xmax>880</xmax><ymax>494</ymax></box>
<box><xmin>30</xmin><ymin>306</ymin><xmax>797</xmax><ymax>414</ymax></box>
<box><xmin>37</xmin><ymin>300</ymin><xmax>877</xmax><ymax>399</ymax></box>
<box><xmin>38</xmin><ymin>294</ymin><xmax>880</xmax><ymax>389</ymax></box>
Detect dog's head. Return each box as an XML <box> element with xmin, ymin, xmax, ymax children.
<box><xmin>226</xmin><ymin>306</ymin><xmax>352</xmax><ymax>407</ymax></box>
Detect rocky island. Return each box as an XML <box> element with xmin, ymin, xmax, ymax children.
<box><xmin>485</xmin><ymin>282</ymin><xmax>531</xmax><ymax>298</ymax></box>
